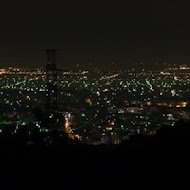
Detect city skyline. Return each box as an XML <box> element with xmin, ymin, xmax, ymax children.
<box><xmin>0</xmin><ymin>63</ymin><xmax>190</xmax><ymax>144</ymax></box>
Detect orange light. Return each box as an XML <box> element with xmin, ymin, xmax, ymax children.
<box><xmin>106</xmin><ymin>127</ymin><xmax>112</xmax><ymax>131</ymax></box>
<box><xmin>86</xmin><ymin>98</ymin><xmax>92</xmax><ymax>103</ymax></box>
<box><xmin>111</xmin><ymin>121</ymin><xmax>115</xmax><ymax>125</ymax></box>
<box><xmin>103</xmin><ymin>89</ymin><xmax>109</xmax><ymax>92</ymax></box>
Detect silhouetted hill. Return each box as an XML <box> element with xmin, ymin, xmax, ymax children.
<box><xmin>0</xmin><ymin>120</ymin><xmax>190</xmax><ymax>189</ymax></box>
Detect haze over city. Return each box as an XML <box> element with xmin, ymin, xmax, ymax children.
<box><xmin>1</xmin><ymin>1</ymin><xmax>190</xmax><ymax>68</ymax></box>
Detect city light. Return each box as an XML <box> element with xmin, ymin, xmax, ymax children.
<box><xmin>0</xmin><ymin>65</ymin><xmax>190</xmax><ymax>144</ymax></box>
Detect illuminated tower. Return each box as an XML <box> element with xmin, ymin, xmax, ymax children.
<box><xmin>45</xmin><ymin>49</ymin><xmax>58</xmax><ymax>128</ymax></box>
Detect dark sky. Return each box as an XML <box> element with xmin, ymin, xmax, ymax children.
<box><xmin>0</xmin><ymin>0</ymin><xmax>190</xmax><ymax>69</ymax></box>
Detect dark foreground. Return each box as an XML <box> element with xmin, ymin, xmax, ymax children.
<box><xmin>0</xmin><ymin>120</ymin><xmax>190</xmax><ymax>189</ymax></box>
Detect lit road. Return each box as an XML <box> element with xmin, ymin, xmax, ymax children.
<box><xmin>65</xmin><ymin>117</ymin><xmax>79</xmax><ymax>140</ymax></box>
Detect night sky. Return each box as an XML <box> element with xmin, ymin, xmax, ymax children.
<box><xmin>0</xmin><ymin>1</ymin><xmax>190</xmax><ymax>69</ymax></box>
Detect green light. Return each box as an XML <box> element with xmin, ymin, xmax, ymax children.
<box><xmin>0</xmin><ymin>120</ymin><xmax>12</xmax><ymax>125</ymax></box>
<box><xmin>120</xmin><ymin>125</ymin><xmax>125</xmax><ymax>130</ymax></box>
<box><xmin>81</xmin><ymin>113</ymin><xmax>86</xmax><ymax>117</ymax></box>
<box><xmin>39</xmin><ymin>128</ymin><xmax>53</xmax><ymax>133</ymax></box>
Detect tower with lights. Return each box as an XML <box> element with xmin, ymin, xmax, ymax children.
<box><xmin>45</xmin><ymin>49</ymin><xmax>58</xmax><ymax>128</ymax></box>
